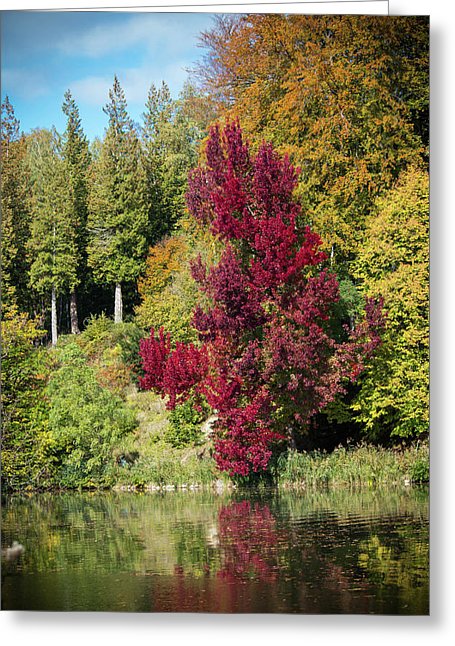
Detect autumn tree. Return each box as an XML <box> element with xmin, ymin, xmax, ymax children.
<box><xmin>135</xmin><ymin>235</ymin><xmax>198</xmax><ymax>342</ymax></box>
<box><xmin>61</xmin><ymin>89</ymin><xmax>91</xmax><ymax>334</ymax></box>
<box><xmin>1</xmin><ymin>97</ymin><xmax>30</xmax><ymax>309</ymax></box>
<box><xmin>195</xmin><ymin>15</ymin><xmax>429</xmax><ymax>267</ymax></box>
<box><xmin>139</xmin><ymin>123</ymin><xmax>384</xmax><ymax>477</ymax></box>
<box><xmin>352</xmin><ymin>167</ymin><xmax>429</xmax><ymax>440</ymax></box>
<box><xmin>87</xmin><ymin>76</ymin><xmax>148</xmax><ymax>323</ymax></box>
<box><xmin>26</xmin><ymin>128</ymin><xmax>78</xmax><ymax>345</ymax></box>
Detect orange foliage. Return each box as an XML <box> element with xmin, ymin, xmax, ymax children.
<box><xmin>196</xmin><ymin>15</ymin><xmax>429</xmax><ymax>260</ymax></box>
<box><xmin>138</xmin><ymin>236</ymin><xmax>188</xmax><ymax>299</ymax></box>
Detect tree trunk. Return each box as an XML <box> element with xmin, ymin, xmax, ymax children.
<box><xmin>287</xmin><ymin>427</ymin><xmax>297</xmax><ymax>450</ymax></box>
<box><xmin>114</xmin><ymin>282</ymin><xmax>123</xmax><ymax>324</ymax></box>
<box><xmin>51</xmin><ymin>286</ymin><xmax>58</xmax><ymax>346</ymax></box>
<box><xmin>70</xmin><ymin>290</ymin><xmax>80</xmax><ymax>334</ymax></box>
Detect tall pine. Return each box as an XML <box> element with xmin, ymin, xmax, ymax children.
<box><xmin>27</xmin><ymin>128</ymin><xmax>78</xmax><ymax>345</ymax></box>
<box><xmin>142</xmin><ymin>81</ymin><xmax>200</xmax><ymax>241</ymax></box>
<box><xmin>61</xmin><ymin>90</ymin><xmax>90</xmax><ymax>334</ymax></box>
<box><xmin>88</xmin><ymin>76</ymin><xmax>148</xmax><ymax>323</ymax></box>
<box><xmin>1</xmin><ymin>97</ymin><xmax>31</xmax><ymax>310</ymax></box>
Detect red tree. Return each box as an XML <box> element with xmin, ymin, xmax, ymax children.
<box><xmin>140</xmin><ymin>122</ymin><xmax>384</xmax><ymax>477</ymax></box>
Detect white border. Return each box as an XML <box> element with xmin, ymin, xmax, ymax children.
<box><xmin>1</xmin><ymin>2</ymin><xmax>453</xmax><ymax>646</ymax></box>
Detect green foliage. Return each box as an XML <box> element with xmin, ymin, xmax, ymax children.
<box><xmin>47</xmin><ymin>342</ymin><xmax>137</xmax><ymax>487</ymax></box>
<box><xmin>142</xmin><ymin>81</ymin><xmax>202</xmax><ymax>241</ymax></box>
<box><xmin>61</xmin><ymin>89</ymin><xmax>91</xmax><ymax>329</ymax></box>
<box><xmin>87</xmin><ymin>76</ymin><xmax>148</xmax><ymax>288</ymax></box>
<box><xmin>0</xmin><ymin>97</ymin><xmax>31</xmax><ymax>310</ymax></box>
<box><xmin>76</xmin><ymin>313</ymin><xmax>144</xmax><ymax>381</ymax></box>
<box><xmin>1</xmin><ymin>305</ymin><xmax>55</xmax><ymax>490</ymax></box>
<box><xmin>166</xmin><ymin>398</ymin><xmax>209</xmax><ymax>448</ymax></box>
<box><xmin>26</xmin><ymin>128</ymin><xmax>79</xmax><ymax>296</ymax></box>
<box><xmin>112</xmin><ymin>444</ymin><xmax>217</xmax><ymax>488</ymax></box>
<box><xmin>276</xmin><ymin>442</ymin><xmax>429</xmax><ymax>487</ymax></box>
<box><xmin>352</xmin><ymin>167</ymin><xmax>429</xmax><ymax>439</ymax></box>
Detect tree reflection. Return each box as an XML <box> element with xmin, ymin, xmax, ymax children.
<box><xmin>2</xmin><ymin>490</ymin><xmax>429</xmax><ymax>613</ymax></box>
<box><xmin>216</xmin><ymin>500</ymin><xmax>279</xmax><ymax>582</ymax></box>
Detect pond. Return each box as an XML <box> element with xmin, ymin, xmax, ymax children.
<box><xmin>1</xmin><ymin>487</ymin><xmax>429</xmax><ymax>614</ymax></box>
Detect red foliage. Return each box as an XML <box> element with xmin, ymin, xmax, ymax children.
<box><xmin>140</xmin><ymin>122</ymin><xmax>384</xmax><ymax>476</ymax></box>
<box><xmin>139</xmin><ymin>329</ymin><xmax>208</xmax><ymax>409</ymax></box>
<box><xmin>216</xmin><ymin>501</ymin><xmax>279</xmax><ymax>582</ymax></box>
<box><xmin>139</xmin><ymin>327</ymin><xmax>171</xmax><ymax>392</ymax></box>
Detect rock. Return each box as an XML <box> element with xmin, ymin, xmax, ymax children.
<box><xmin>201</xmin><ymin>415</ymin><xmax>218</xmax><ymax>438</ymax></box>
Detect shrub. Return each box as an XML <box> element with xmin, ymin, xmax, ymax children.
<box><xmin>166</xmin><ymin>398</ymin><xmax>209</xmax><ymax>448</ymax></box>
<box><xmin>47</xmin><ymin>343</ymin><xmax>137</xmax><ymax>488</ymax></box>
<box><xmin>1</xmin><ymin>305</ymin><xmax>55</xmax><ymax>490</ymax></box>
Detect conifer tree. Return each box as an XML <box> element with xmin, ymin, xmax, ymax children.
<box><xmin>27</xmin><ymin>129</ymin><xmax>78</xmax><ymax>345</ymax></box>
<box><xmin>61</xmin><ymin>90</ymin><xmax>90</xmax><ymax>334</ymax></box>
<box><xmin>142</xmin><ymin>81</ymin><xmax>200</xmax><ymax>241</ymax></box>
<box><xmin>88</xmin><ymin>76</ymin><xmax>148</xmax><ymax>323</ymax></box>
<box><xmin>1</xmin><ymin>97</ymin><xmax>30</xmax><ymax>310</ymax></box>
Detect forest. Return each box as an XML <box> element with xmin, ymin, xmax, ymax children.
<box><xmin>1</xmin><ymin>15</ymin><xmax>429</xmax><ymax>491</ymax></box>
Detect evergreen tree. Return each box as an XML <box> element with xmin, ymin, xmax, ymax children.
<box><xmin>1</xmin><ymin>97</ymin><xmax>31</xmax><ymax>310</ymax></box>
<box><xmin>61</xmin><ymin>90</ymin><xmax>90</xmax><ymax>334</ymax></box>
<box><xmin>27</xmin><ymin>128</ymin><xmax>78</xmax><ymax>345</ymax></box>
<box><xmin>142</xmin><ymin>81</ymin><xmax>200</xmax><ymax>241</ymax></box>
<box><xmin>87</xmin><ymin>76</ymin><xmax>148</xmax><ymax>323</ymax></box>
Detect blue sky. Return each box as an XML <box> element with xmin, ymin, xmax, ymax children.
<box><xmin>1</xmin><ymin>11</ymin><xmax>217</xmax><ymax>140</ymax></box>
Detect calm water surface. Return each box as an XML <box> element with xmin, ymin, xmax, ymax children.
<box><xmin>1</xmin><ymin>488</ymin><xmax>429</xmax><ymax>614</ymax></box>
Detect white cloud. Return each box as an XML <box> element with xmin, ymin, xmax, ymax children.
<box><xmin>69</xmin><ymin>59</ymin><xmax>190</xmax><ymax>109</ymax></box>
<box><xmin>57</xmin><ymin>13</ymin><xmax>204</xmax><ymax>59</ymax></box>
<box><xmin>70</xmin><ymin>75</ymin><xmax>113</xmax><ymax>106</ymax></box>
<box><xmin>1</xmin><ymin>68</ymin><xmax>49</xmax><ymax>99</ymax></box>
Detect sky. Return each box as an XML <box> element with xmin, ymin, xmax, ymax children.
<box><xmin>0</xmin><ymin>11</ymin><xmax>217</xmax><ymax>141</ymax></box>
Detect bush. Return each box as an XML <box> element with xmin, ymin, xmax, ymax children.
<box><xmin>74</xmin><ymin>314</ymin><xmax>145</xmax><ymax>392</ymax></box>
<box><xmin>165</xmin><ymin>398</ymin><xmax>209</xmax><ymax>448</ymax></box>
<box><xmin>1</xmin><ymin>305</ymin><xmax>55</xmax><ymax>490</ymax></box>
<box><xmin>47</xmin><ymin>342</ymin><xmax>137</xmax><ymax>488</ymax></box>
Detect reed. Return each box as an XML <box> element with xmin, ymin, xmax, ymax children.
<box><xmin>275</xmin><ymin>442</ymin><xmax>429</xmax><ymax>488</ymax></box>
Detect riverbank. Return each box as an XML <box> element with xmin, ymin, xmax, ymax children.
<box><xmin>110</xmin><ymin>441</ymin><xmax>429</xmax><ymax>491</ymax></box>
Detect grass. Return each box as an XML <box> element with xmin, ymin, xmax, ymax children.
<box><xmin>275</xmin><ymin>441</ymin><xmax>429</xmax><ymax>488</ymax></box>
<box><xmin>110</xmin><ymin>387</ymin><xmax>224</xmax><ymax>489</ymax></box>
<box><xmin>113</xmin><ymin>388</ymin><xmax>429</xmax><ymax>489</ymax></box>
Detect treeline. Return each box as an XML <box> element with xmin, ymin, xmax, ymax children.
<box><xmin>1</xmin><ymin>15</ymin><xmax>429</xmax><ymax>489</ymax></box>
<box><xmin>1</xmin><ymin>78</ymin><xmax>207</xmax><ymax>342</ymax></box>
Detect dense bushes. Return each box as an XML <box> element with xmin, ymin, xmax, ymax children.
<box><xmin>1</xmin><ymin>306</ymin><xmax>54</xmax><ymax>490</ymax></box>
<box><xmin>46</xmin><ymin>342</ymin><xmax>137</xmax><ymax>487</ymax></box>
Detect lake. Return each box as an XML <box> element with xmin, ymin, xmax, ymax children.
<box><xmin>1</xmin><ymin>487</ymin><xmax>429</xmax><ymax>614</ymax></box>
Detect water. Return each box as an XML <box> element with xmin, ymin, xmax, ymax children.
<box><xmin>1</xmin><ymin>488</ymin><xmax>429</xmax><ymax>614</ymax></box>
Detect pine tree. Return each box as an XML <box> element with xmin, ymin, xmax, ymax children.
<box><xmin>1</xmin><ymin>97</ymin><xmax>31</xmax><ymax>310</ymax></box>
<box><xmin>142</xmin><ymin>81</ymin><xmax>200</xmax><ymax>241</ymax></box>
<box><xmin>26</xmin><ymin>129</ymin><xmax>78</xmax><ymax>345</ymax></box>
<box><xmin>61</xmin><ymin>90</ymin><xmax>90</xmax><ymax>334</ymax></box>
<box><xmin>87</xmin><ymin>76</ymin><xmax>148</xmax><ymax>323</ymax></box>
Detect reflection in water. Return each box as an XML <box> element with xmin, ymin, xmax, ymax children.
<box><xmin>1</xmin><ymin>488</ymin><xmax>429</xmax><ymax>614</ymax></box>
<box><xmin>217</xmin><ymin>501</ymin><xmax>279</xmax><ymax>583</ymax></box>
